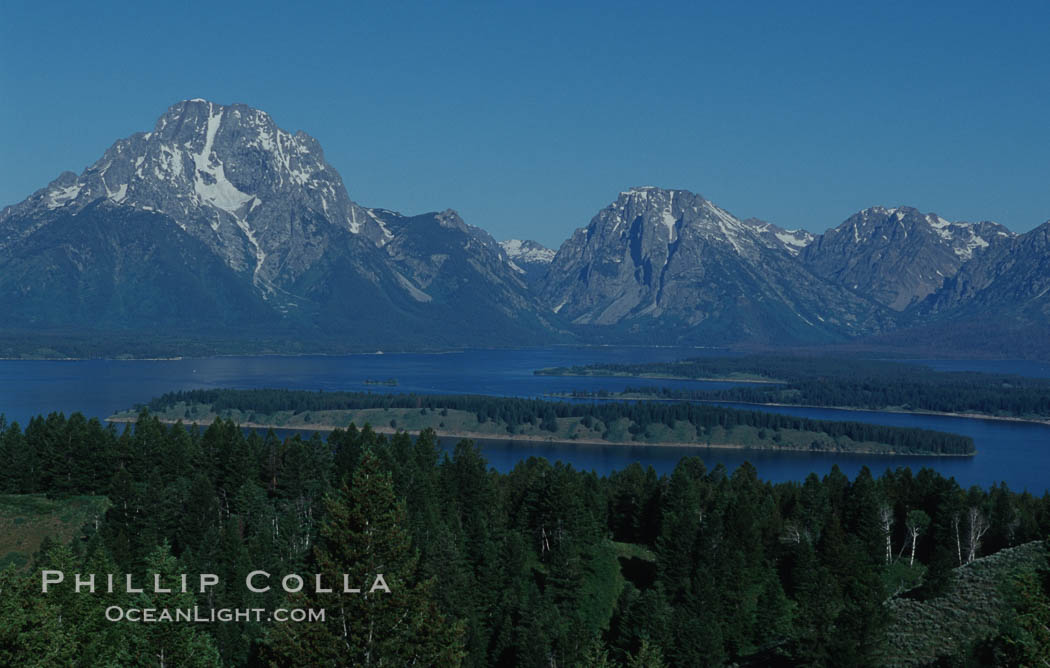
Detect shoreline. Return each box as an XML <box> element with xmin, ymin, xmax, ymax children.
<box><xmin>721</xmin><ymin>401</ymin><xmax>1050</xmax><ymax>427</ymax></box>
<box><xmin>0</xmin><ymin>343</ymin><xmax>733</xmax><ymax>362</ymax></box>
<box><xmin>105</xmin><ymin>416</ymin><xmax>974</xmax><ymax>458</ymax></box>
<box><xmin>547</xmin><ymin>393</ymin><xmax>1050</xmax><ymax>427</ymax></box>
<box><xmin>535</xmin><ymin>370</ymin><xmax>782</xmax><ymax>384</ymax></box>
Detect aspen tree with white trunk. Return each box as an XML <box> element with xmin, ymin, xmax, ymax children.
<box><xmin>906</xmin><ymin>510</ymin><xmax>930</xmax><ymax>567</ymax></box>
<box><xmin>966</xmin><ymin>506</ymin><xmax>990</xmax><ymax>564</ymax></box>
<box><xmin>879</xmin><ymin>504</ymin><xmax>893</xmax><ymax>564</ymax></box>
<box><xmin>952</xmin><ymin>512</ymin><xmax>963</xmax><ymax>566</ymax></box>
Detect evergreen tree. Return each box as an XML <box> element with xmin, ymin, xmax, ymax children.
<box><xmin>627</xmin><ymin>638</ymin><xmax>667</xmax><ymax>668</ymax></box>
<box><xmin>578</xmin><ymin>633</ymin><xmax>612</xmax><ymax>667</ymax></box>
<box><xmin>265</xmin><ymin>449</ymin><xmax>464</xmax><ymax>666</ymax></box>
<box><xmin>127</xmin><ymin>542</ymin><xmax>223</xmax><ymax>667</ymax></box>
<box><xmin>0</xmin><ymin>420</ymin><xmax>29</xmax><ymax>492</ymax></box>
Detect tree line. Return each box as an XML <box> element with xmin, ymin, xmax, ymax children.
<box><xmin>542</xmin><ymin>355</ymin><xmax>1050</xmax><ymax>419</ymax></box>
<box><xmin>145</xmin><ymin>388</ymin><xmax>976</xmax><ymax>455</ymax></box>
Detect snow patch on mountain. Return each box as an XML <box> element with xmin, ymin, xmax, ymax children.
<box><xmin>107</xmin><ymin>183</ymin><xmax>128</xmax><ymax>203</ymax></box>
<box><xmin>367</xmin><ymin>209</ymin><xmax>394</xmax><ymax>240</ymax></box>
<box><xmin>191</xmin><ymin>107</ymin><xmax>255</xmax><ymax>218</ymax></box>
<box><xmin>955</xmin><ymin>231</ymin><xmax>989</xmax><ymax>260</ymax></box>
<box><xmin>921</xmin><ymin>213</ymin><xmax>999</xmax><ymax>260</ymax></box>
<box><xmin>774</xmin><ymin>230</ymin><xmax>812</xmax><ymax>254</ymax></box>
<box><xmin>46</xmin><ymin>183</ymin><xmax>82</xmax><ymax>209</ymax></box>
<box><xmin>661</xmin><ymin>206</ymin><xmax>678</xmax><ymax>242</ymax></box>
<box><xmin>500</xmin><ymin>239</ymin><xmax>555</xmax><ymax>264</ymax></box>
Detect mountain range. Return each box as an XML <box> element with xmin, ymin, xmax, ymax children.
<box><xmin>2</xmin><ymin>100</ymin><xmax>1047</xmax><ymax>357</ymax></box>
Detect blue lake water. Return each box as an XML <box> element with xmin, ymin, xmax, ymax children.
<box><xmin>1</xmin><ymin>347</ymin><xmax>1048</xmax><ymax>493</ymax></box>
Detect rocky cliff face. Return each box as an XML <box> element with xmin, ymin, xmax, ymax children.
<box><xmin>865</xmin><ymin>222</ymin><xmax>1050</xmax><ymax>357</ymax></box>
<box><xmin>801</xmin><ymin>206</ymin><xmax>1013</xmax><ymax>311</ymax></box>
<box><xmin>918</xmin><ymin>221</ymin><xmax>1050</xmax><ymax>319</ymax></box>
<box><xmin>540</xmin><ymin>187</ymin><xmax>891</xmax><ymax>344</ymax></box>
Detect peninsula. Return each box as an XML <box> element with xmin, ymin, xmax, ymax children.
<box><xmin>108</xmin><ymin>389</ymin><xmax>977</xmax><ymax>457</ymax></box>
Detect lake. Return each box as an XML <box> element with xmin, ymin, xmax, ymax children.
<box><xmin>2</xmin><ymin>347</ymin><xmax>1048</xmax><ymax>493</ymax></box>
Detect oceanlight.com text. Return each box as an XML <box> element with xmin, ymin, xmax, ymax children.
<box><xmin>104</xmin><ymin>606</ymin><xmax>326</xmax><ymax>623</ymax></box>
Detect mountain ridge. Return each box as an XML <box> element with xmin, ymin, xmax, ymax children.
<box><xmin>538</xmin><ymin>186</ymin><xmax>894</xmax><ymax>345</ymax></box>
<box><xmin>2</xmin><ymin>99</ymin><xmax>1047</xmax><ymax>357</ymax></box>
<box><xmin>801</xmin><ymin>205</ymin><xmax>1013</xmax><ymax>311</ymax></box>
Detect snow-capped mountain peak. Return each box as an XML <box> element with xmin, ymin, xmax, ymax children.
<box><xmin>2</xmin><ymin>99</ymin><xmax>391</xmax><ymax>289</ymax></box>
<box><xmin>537</xmin><ymin>186</ymin><xmax>885</xmax><ymax>340</ymax></box>
<box><xmin>500</xmin><ymin>239</ymin><xmax>555</xmax><ymax>264</ymax></box>
<box><xmin>601</xmin><ymin>186</ymin><xmax>814</xmax><ymax>258</ymax></box>
<box><xmin>801</xmin><ymin>205</ymin><xmax>1015</xmax><ymax>311</ymax></box>
<box><xmin>0</xmin><ymin>100</ymin><xmax>556</xmax><ymax>347</ymax></box>
<box><xmin>834</xmin><ymin>206</ymin><xmax>1013</xmax><ymax>262</ymax></box>
<box><xmin>919</xmin><ymin>212</ymin><xmax>1015</xmax><ymax>260</ymax></box>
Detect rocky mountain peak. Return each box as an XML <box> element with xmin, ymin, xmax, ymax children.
<box><xmin>0</xmin><ymin>99</ymin><xmax>397</xmax><ymax>289</ymax></box>
<box><xmin>840</xmin><ymin>206</ymin><xmax>1013</xmax><ymax>261</ymax></box>
<box><xmin>0</xmin><ymin>101</ymin><xmax>557</xmax><ymax>348</ymax></box>
<box><xmin>435</xmin><ymin>209</ymin><xmax>468</xmax><ymax>231</ymax></box>
<box><xmin>500</xmin><ymin>239</ymin><xmax>555</xmax><ymax>265</ymax></box>
<box><xmin>500</xmin><ymin>239</ymin><xmax>555</xmax><ymax>287</ymax></box>
<box><xmin>802</xmin><ymin>205</ymin><xmax>1014</xmax><ymax>311</ymax></box>
<box><xmin>914</xmin><ymin>216</ymin><xmax>1050</xmax><ymax>333</ymax></box>
<box><xmin>594</xmin><ymin>186</ymin><xmax>813</xmax><ymax>258</ymax></box>
<box><xmin>538</xmin><ymin>187</ymin><xmax>886</xmax><ymax>340</ymax></box>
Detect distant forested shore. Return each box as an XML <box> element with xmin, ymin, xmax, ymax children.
<box><xmin>537</xmin><ymin>355</ymin><xmax>1050</xmax><ymax>421</ymax></box>
<box><xmin>118</xmin><ymin>388</ymin><xmax>978</xmax><ymax>456</ymax></box>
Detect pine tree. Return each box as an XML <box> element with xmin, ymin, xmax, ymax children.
<box><xmin>72</xmin><ymin>544</ymin><xmax>141</xmax><ymax>667</ymax></box>
<box><xmin>578</xmin><ymin>633</ymin><xmax>612</xmax><ymax>667</ymax></box>
<box><xmin>0</xmin><ymin>420</ymin><xmax>29</xmax><ymax>492</ymax></box>
<box><xmin>627</xmin><ymin>638</ymin><xmax>667</xmax><ymax>668</ymax></box>
<box><xmin>2</xmin><ymin>546</ymin><xmax>80</xmax><ymax>667</ymax></box>
<box><xmin>266</xmin><ymin>448</ymin><xmax>464</xmax><ymax>666</ymax></box>
<box><xmin>129</xmin><ymin>542</ymin><xmax>223</xmax><ymax>667</ymax></box>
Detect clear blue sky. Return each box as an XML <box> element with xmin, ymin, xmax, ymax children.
<box><xmin>2</xmin><ymin>0</ymin><xmax>1048</xmax><ymax>247</ymax></box>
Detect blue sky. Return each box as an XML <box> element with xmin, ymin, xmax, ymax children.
<box><xmin>2</xmin><ymin>0</ymin><xmax>1048</xmax><ymax>247</ymax></box>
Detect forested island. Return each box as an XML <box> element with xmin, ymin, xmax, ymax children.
<box><xmin>110</xmin><ymin>389</ymin><xmax>978</xmax><ymax>456</ymax></box>
<box><xmin>537</xmin><ymin>356</ymin><xmax>1050</xmax><ymax>423</ymax></box>
<box><xmin>0</xmin><ymin>411</ymin><xmax>1046</xmax><ymax>665</ymax></box>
